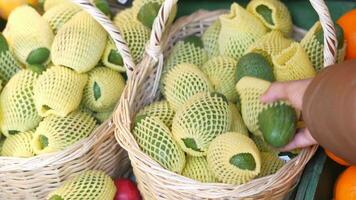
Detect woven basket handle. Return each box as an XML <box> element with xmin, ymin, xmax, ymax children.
<box><xmin>309</xmin><ymin>0</ymin><xmax>337</xmax><ymax>66</ymax></box>
<box><xmin>71</xmin><ymin>0</ymin><xmax>136</xmax><ymax>76</ymax></box>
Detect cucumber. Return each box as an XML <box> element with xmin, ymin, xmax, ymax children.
<box><xmin>230</xmin><ymin>153</ymin><xmax>256</xmax><ymax>171</ymax></box>
<box><xmin>108</xmin><ymin>50</ymin><xmax>123</xmax><ymax>66</ymax></box>
<box><xmin>315</xmin><ymin>23</ymin><xmax>344</xmax><ymax>49</ymax></box>
<box><xmin>258</xmin><ymin>103</ymin><xmax>297</xmax><ymax>148</ymax></box>
<box><xmin>235</xmin><ymin>52</ymin><xmax>275</xmax><ymax>83</ymax></box>
<box><xmin>256</xmin><ymin>5</ymin><xmax>274</xmax><ymax>25</ymax></box>
<box><xmin>0</xmin><ymin>33</ymin><xmax>9</xmax><ymax>53</ymax></box>
<box><xmin>137</xmin><ymin>2</ymin><xmax>161</xmax><ymax>29</ymax></box>
<box><xmin>26</xmin><ymin>48</ymin><xmax>50</xmax><ymax>65</ymax></box>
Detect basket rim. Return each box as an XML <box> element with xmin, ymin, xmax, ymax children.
<box><xmin>113</xmin><ymin>6</ymin><xmax>327</xmax><ymax>198</ymax></box>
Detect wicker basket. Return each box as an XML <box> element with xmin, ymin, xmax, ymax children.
<box><xmin>0</xmin><ymin>1</ymin><xmax>137</xmax><ymax>199</ymax></box>
<box><xmin>114</xmin><ymin>0</ymin><xmax>339</xmax><ymax>199</ymax></box>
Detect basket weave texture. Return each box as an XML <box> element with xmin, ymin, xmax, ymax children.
<box><xmin>0</xmin><ymin>0</ymin><xmax>135</xmax><ymax>199</ymax></box>
<box><xmin>114</xmin><ymin>0</ymin><xmax>338</xmax><ymax>199</ymax></box>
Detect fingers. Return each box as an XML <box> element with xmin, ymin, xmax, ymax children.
<box><xmin>280</xmin><ymin>128</ymin><xmax>317</xmax><ymax>152</ymax></box>
<box><xmin>260</xmin><ymin>82</ymin><xmax>288</xmax><ymax>103</ymax></box>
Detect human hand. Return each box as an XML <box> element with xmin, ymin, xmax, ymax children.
<box><xmin>260</xmin><ymin>79</ymin><xmax>318</xmax><ymax>151</ymax></box>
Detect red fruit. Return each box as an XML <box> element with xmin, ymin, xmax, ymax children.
<box><xmin>114</xmin><ymin>179</ymin><xmax>142</xmax><ymax>200</ymax></box>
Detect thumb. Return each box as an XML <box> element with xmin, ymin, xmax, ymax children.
<box><xmin>279</xmin><ymin>128</ymin><xmax>317</xmax><ymax>152</ymax></box>
<box><xmin>260</xmin><ymin>82</ymin><xmax>288</xmax><ymax>103</ymax></box>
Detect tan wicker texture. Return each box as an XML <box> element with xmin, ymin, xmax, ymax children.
<box><xmin>114</xmin><ymin>0</ymin><xmax>337</xmax><ymax>199</ymax></box>
<box><xmin>0</xmin><ymin>0</ymin><xmax>135</xmax><ymax>199</ymax></box>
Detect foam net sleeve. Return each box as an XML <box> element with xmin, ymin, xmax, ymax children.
<box><xmin>132</xmin><ymin>0</ymin><xmax>164</xmax><ymax>10</ymax></box>
<box><xmin>1</xmin><ymin>131</ymin><xmax>35</xmax><ymax>158</ymax></box>
<box><xmin>34</xmin><ymin>65</ymin><xmax>88</xmax><ymax>117</ymax></box>
<box><xmin>137</xmin><ymin>100</ymin><xmax>175</xmax><ymax>128</ymax></box>
<box><xmin>182</xmin><ymin>156</ymin><xmax>217</xmax><ymax>183</ymax></box>
<box><xmin>47</xmin><ymin>170</ymin><xmax>116</xmax><ymax>200</ymax></box>
<box><xmin>207</xmin><ymin>132</ymin><xmax>261</xmax><ymax>185</ymax></box>
<box><xmin>247</xmin><ymin>30</ymin><xmax>293</xmax><ymax>60</ymax></box>
<box><xmin>44</xmin><ymin>0</ymin><xmax>70</xmax><ymax>11</ymax></box>
<box><xmin>164</xmin><ymin>64</ymin><xmax>214</xmax><ymax>111</ymax></box>
<box><xmin>0</xmin><ymin>70</ymin><xmax>41</xmax><ymax>137</ymax></box>
<box><xmin>102</xmin><ymin>38</ymin><xmax>126</xmax><ymax>72</ymax></box>
<box><xmin>247</xmin><ymin>0</ymin><xmax>293</xmax><ymax>37</ymax></box>
<box><xmin>235</xmin><ymin>77</ymin><xmax>271</xmax><ymax>136</ymax></box>
<box><xmin>202</xmin><ymin>56</ymin><xmax>238</xmax><ymax>102</ymax></box>
<box><xmin>161</xmin><ymin>41</ymin><xmax>208</xmax><ymax>94</ymax></box>
<box><xmin>257</xmin><ymin>152</ymin><xmax>285</xmax><ymax>178</ymax></box>
<box><xmin>172</xmin><ymin>92</ymin><xmax>232</xmax><ymax>157</ymax></box>
<box><xmin>83</xmin><ymin>67</ymin><xmax>125</xmax><ymax>112</ymax></box>
<box><xmin>31</xmin><ymin>110</ymin><xmax>96</xmax><ymax>155</ymax></box>
<box><xmin>133</xmin><ymin>116</ymin><xmax>186</xmax><ymax>174</ymax></box>
<box><xmin>300</xmin><ymin>22</ymin><xmax>324</xmax><ymax>72</ymax></box>
<box><xmin>202</xmin><ymin>20</ymin><xmax>221</xmax><ymax>57</ymax></box>
<box><xmin>251</xmin><ymin>134</ymin><xmax>276</xmax><ymax>153</ymax></box>
<box><xmin>4</xmin><ymin>6</ymin><xmax>53</xmax><ymax>66</ymax></box>
<box><xmin>114</xmin><ymin>8</ymin><xmax>135</xmax><ymax>28</ymax></box>
<box><xmin>272</xmin><ymin>42</ymin><xmax>316</xmax><ymax>81</ymax></box>
<box><xmin>43</xmin><ymin>2</ymin><xmax>81</xmax><ymax>34</ymax></box>
<box><xmin>94</xmin><ymin>106</ymin><xmax>114</xmax><ymax>123</ymax></box>
<box><xmin>52</xmin><ymin>11</ymin><xmax>107</xmax><ymax>73</ymax></box>
<box><xmin>228</xmin><ymin>103</ymin><xmax>248</xmax><ymax>136</ymax></box>
<box><xmin>218</xmin><ymin>3</ymin><xmax>267</xmax><ymax>60</ymax></box>
<box><xmin>0</xmin><ymin>51</ymin><xmax>22</xmax><ymax>84</ymax></box>
<box><xmin>115</xmin><ymin>20</ymin><xmax>150</xmax><ymax>63</ymax></box>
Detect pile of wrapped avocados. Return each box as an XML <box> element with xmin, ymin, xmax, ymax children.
<box><xmin>132</xmin><ymin>0</ymin><xmax>345</xmax><ymax>185</ymax></box>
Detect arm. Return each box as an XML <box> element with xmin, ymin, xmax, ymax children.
<box><xmin>302</xmin><ymin>59</ymin><xmax>356</xmax><ymax>165</ymax></box>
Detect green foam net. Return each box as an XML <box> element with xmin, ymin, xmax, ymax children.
<box><xmin>257</xmin><ymin>152</ymin><xmax>285</xmax><ymax>178</ymax></box>
<box><xmin>83</xmin><ymin>67</ymin><xmax>125</xmax><ymax>112</ymax></box>
<box><xmin>202</xmin><ymin>56</ymin><xmax>238</xmax><ymax>102</ymax></box>
<box><xmin>133</xmin><ymin>115</ymin><xmax>186</xmax><ymax>173</ymax></box>
<box><xmin>4</xmin><ymin>6</ymin><xmax>53</xmax><ymax>66</ymax></box>
<box><xmin>1</xmin><ymin>131</ymin><xmax>35</xmax><ymax>157</ymax></box>
<box><xmin>228</xmin><ymin>103</ymin><xmax>248</xmax><ymax>136</ymax></box>
<box><xmin>247</xmin><ymin>30</ymin><xmax>293</xmax><ymax>60</ymax></box>
<box><xmin>32</xmin><ymin>110</ymin><xmax>96</xmax><ymax>155</ymax></box>
<box><xmin>43</xmin><ymin>2</ymin><xmax>81</xmax><ymax>34</ymax></box>
<box><xmin>94</xmin><ymin>106</ymin><xmax>114</xmax><ymax>123</ymax></box>
<box><xmin>115</xmin><ymin>20</ymin><xmax>150</xmax><ymax>63</ymax></box>
<box><xmin>202</xmin><ymin>20</ymin><xmax>221</xmax><ymax>57</ymax></box>
<box><xmin>52</xmin><ymin>11</ymin><xmax>107</xmax><ymax>73</ymax></box>
<box><xmin>0</xmin><ymin>51</ymin><xmax>22</xmax><ymax>84</ymax></box>
<box><xmin>34</xmin><ymin>66</ymin><xmax>88</xmax><ymax>117</ymax></box>
<box><xmin>218</xmin><ymin>3</ymin><xmax>267</xmax><ymax>60</ymax></box>
<box><xmin>182</xmin><ymin>156</ymin><xmax>217</xmax><ymax>183</ymax></box>
<box><xmin>207</xmin><ymin>132</ymin><xmax>261</xmax><ymax>185</ymax></box>
<box><xmin>0</xmin><ymin>70</ymin><xmax>41</xmax><ymax>137</ymax></box>
<box><xmin>114</xmin><ymin>8</ymin><xmax>135</xmax><ymax>28</ymax></box>
<box><xmin>272</xmin><ymin>42</ymin><xmax>316</xmax><ymax>81</ymax></box>
<box><xmin>172</xmin><ymin>92</ymin><xmax>232</xmax><ymax>156</ymax></box>
<box><xmin>247</xmin><ymin>0</ymin><xmax>293</xmax><ymax>37</ymax></box>
<box><xmin>47</xmin><ymin>170</ymin><xmax>116</xmax><ymax>200</ymax></box>
<box><xmin>137</xmin><ymin>100</ymin><xmax>175</xmax><ymax>128</ymax></box>
<box><xmin>161</xmin><ymin>41</ymin><xmax>208</xmax><ymax>94</ymax></box>
<box><xmin>164</xmin><ymin>64</ymin><xmax>213</xmax><ymax>111</ymax></box>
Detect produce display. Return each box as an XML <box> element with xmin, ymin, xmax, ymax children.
<box><xmin>131</xmin><ymin>0</ymin><xmax>347</xmax><ymax>186</ymax></box>
<box><xmin>0</xmin><ymin>0</ymin><xmax>170</xmax><ymax>158</ymax></box>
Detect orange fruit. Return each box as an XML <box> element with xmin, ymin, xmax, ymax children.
<box><xmin>337</xmin><ymin>9</ymin><xmax>356</xmax><ymax>60</ymax></box>
<box><xmin>325</xmin><ymin>149</ymin><xmax>350</xmax><ymax>166</ymax></box>
<box><xmin>0</xmin><ymin>0</ymin><xmax>38</xmax><ymax>20</ymax></box>
<box><xmin>334</xmin><ymin>166</ymin><xmax>356</xmax><ymax>200</ymax></box>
